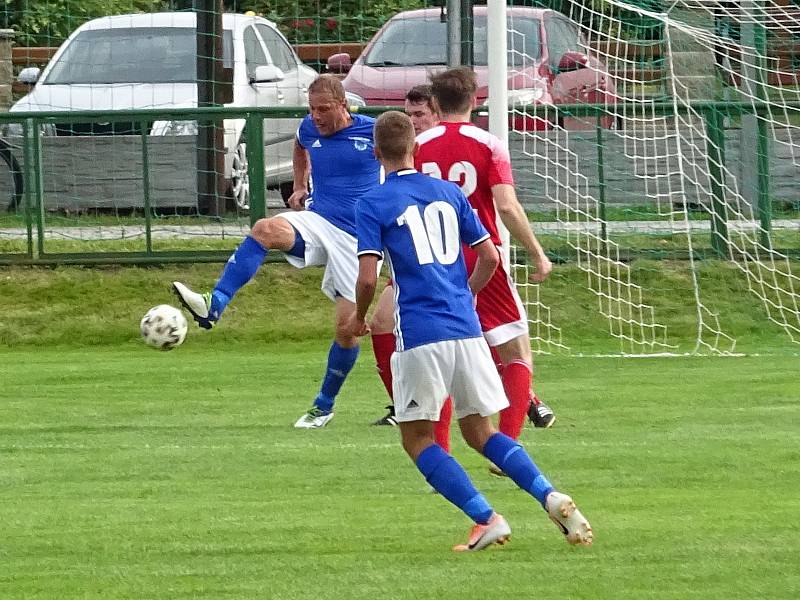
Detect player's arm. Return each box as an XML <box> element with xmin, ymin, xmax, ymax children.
<box><xmin>492</xmin><ymin>183</ymin><xmax>552</xmax><ymax>283</ymax></box>
<box><xmin>353</xmin><ymin>254</ymin><xmax>380</xmax><ymax>337</ymax></box>
<box><xmin>288</xmin><ymin>138</ymin><xmax>310</xmax><ymax>211</ymax></box>
<box><xmin>468</xmin><ymin>239</ymin><xmax>499</xmax><ymax>295</ymax></box>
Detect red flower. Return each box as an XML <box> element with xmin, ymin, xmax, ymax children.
<box><xmin>291</xmin><ymin>19</ymin><xmax>302</xmax><ymax>28</ymax></box>
<box><xmin>326</xmin><ymin>18</ymin><xmax>338</xmax><ymax>30</ymax></box>
<box><xmin>304</xmin><ymin>18</ymin><xmax>315</xmax><ymax>28</ymax></box>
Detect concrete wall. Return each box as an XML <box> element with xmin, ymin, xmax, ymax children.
<box><xmin>0</xmin><ymin>125</ymin><xmax>797</xmax><ymax>214</ymax></box>
<box><xmin>511</xmin><ymin>125</ymin><xmax>800</xmax><ymax>212</ymax></box>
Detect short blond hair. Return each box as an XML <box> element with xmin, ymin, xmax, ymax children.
<box><xmin>308</xmin><ymin>74</ymin><xmax>346</xmax><ymax>102</ymax></box>
<box><xmin>374</xmin><ymin>111</ymin><xmax>415</xmax><ymax>162</ymax></box>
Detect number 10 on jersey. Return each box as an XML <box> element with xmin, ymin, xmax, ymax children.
<box><xmin>397</xmin><ymin>201</ymin><xmax>461</xmax><ymax>266</ymax></box>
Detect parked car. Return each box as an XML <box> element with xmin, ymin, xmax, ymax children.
<box><xmin>3</xmin><ymin>12</ymin><xmax>321</xmax><ymax>210</ymax></box>
<box><xmin>329</xmin><ymin>6</ymin><xmax>616</xmax><ymax>129</ymax></box>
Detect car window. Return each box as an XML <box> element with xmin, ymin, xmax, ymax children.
<box><xmin>45</xmin><ymin>27</ymin><xmax>200</xmax><ymax>84</ymax></box>
<box><xmin>223</xmin><ymin>29</ymin><xmax>234</xmax><ymax>69</ymax></box>
<box><xmin>244</xmin><ymin>25</ymin><xmax>268</xmax><ymax>78</ymax></box>
<box><xmin>364</xmin><ymin>15</ymin><xmax>540</xmax><ymax>67</ymax></box>
<box><xmin>486</xmin><ymin>16</ymin><xmax>541</xmax><ymax>67</ymax></box>
<box><xmin>545</xmin><ymin>17</ymin><xmax>582</xmax><ymax>69</ymax></box>
<box><xmin>256</xmin><ymin>24</ymin><xmax>297</xmax><ymax>73</ymax></box>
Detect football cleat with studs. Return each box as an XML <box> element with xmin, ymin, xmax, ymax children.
<box><xmin>545</xmin><ymin>491</ymin><xmax>593</xmax><ymax>546</ymax></box>
<box><xmin>371</xmin><ymin>405</ymin><xmax>398</xmax><ymax>426</ymax></box>
<box><xmin>529</xmin><ymin>400</ymin><xmax>556</xmax><ymax>428</ymax></box>
<box><xmin>172</xmin><ymin>282</ymin><xmax>217</xmax><ymax>330</ymax></box>
<box><xmin>453</xmin><ymin>513</ymin><xmax>511</xmax><ymax>552</ymax></box>
<box><xmin>294</xmin><ymin>407</ymin><xmax>335</xmax><ymax>429</ymax></box>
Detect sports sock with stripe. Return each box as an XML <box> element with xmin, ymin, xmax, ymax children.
<box><xmin>313</xmin><ymin>341</ymin><xmax>360</xmax><ymax>413</ymax></box>
<box><xmin>416</xmin><ymin>444</ymin><xmax>493</xmax><ymax>525</ymax></box>
<box><xmin>482</xmin><ymin>432</ymin><xmax>554</xmax><ymax>507</ymax></box>
<box><xmin>211</xmin><ymin>235</ymin><xmax>267</xmax><ymax>317</ymax></box>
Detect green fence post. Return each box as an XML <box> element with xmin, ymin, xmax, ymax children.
<box><xmin>595</xmin><ymin>118</ymin><xmax>608</xmax><ymax>247</ymax></box>
<box><xmin>703</xmin><ymin>107</ymin><xmax>730</xmax><ymax>258</ymax></box>
<box><xmin>140</xmin><ymin>121</ymin><xmax>153</xmax><ymax>255</ymax></box>
<box><xmin>21</xmin><ymin>118</ymin><xmax>34</xmax><ymax>258</ymax></box>
<box><xmin>25</xmin><ymin>118</ymin><xmax>45</xmax><ymax>258</ymax></box>
<box><xmin>246</xmin><ymin>112</ymin><xmax>266</xmax><ymax>225</ymax></box>
<box><xmin>757</xmin><ymin>115</ymin><xmax>771</xmax><ymax>248</ymax></box>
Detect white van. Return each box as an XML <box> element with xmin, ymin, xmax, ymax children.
<box><xmin>5</xmin><ymin>12</ymin><xmax>321</xmax><ymax>210</ymax></box>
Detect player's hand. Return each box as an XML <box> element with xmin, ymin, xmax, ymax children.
<box><xmin>287</xmin><ymin>189</ymin><xmax>308</xmax><ymax>211</ymax></box>
<box><xmin>346</xmin><ymin>313</ymin><xmax>370</xmax><ymax>338</ymax></box>
<box><xmin>528</xmin><ymin>254</ymin><xmax>553</xmax><ymax>283</ymax></box>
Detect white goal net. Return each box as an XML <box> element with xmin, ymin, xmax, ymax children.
<box><xmin>505</xmin><ymin>0</ymin><xmax>800</xmax><ymax>355</ymax></box>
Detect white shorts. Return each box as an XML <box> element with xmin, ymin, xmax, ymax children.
<box><xmin>391</xmin><ymin>337</ymin><xmax>509</xmax><ymax>423</ymax></box>
<box><xmin>276</xmin><ymin>211</ymin><xmax>358</xmax><ymax>303</ymax></box>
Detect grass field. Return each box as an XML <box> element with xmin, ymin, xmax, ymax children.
<box><xmin>1</xmin><ymin>264</ymin><xmax>798</xmax><ymax>598</ymax></box>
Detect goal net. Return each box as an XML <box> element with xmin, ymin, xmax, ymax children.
<box><xmin>506</xmin><ymin>0</ymin><xmax>800</xmax><ymax>355</ymax></box>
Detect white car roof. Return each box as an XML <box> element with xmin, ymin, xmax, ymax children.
<box><xmin>75</xmin><ymin>12</ymin><xmax>275</xmax><ymax>31</ymax></box>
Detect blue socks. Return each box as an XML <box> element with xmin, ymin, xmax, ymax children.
<box><xmin>313</xmin><ymin>342</ymin><xmax>360</xmax><ymax>413</ymax></box>
<box><xmin>416</xmin><ymin>444</ymin><xmax>494</xmax><ymax>525</ymax></box>
<box><xmin>483</xmin><ymin>432</ymin><xmax>554</xmax><ymax>507</ymax></box>
<box><xmin>210</xmin><ymin>236</ymin><xmax>268</xmax><ymax>318</ymax></box>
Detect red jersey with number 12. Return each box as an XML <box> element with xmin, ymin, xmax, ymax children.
<box><xmin>414</xmin><ymin>121</ymin><xmax>514</xmax><ymax>246</ymax></box>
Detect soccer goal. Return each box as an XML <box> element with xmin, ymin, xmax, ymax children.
<box><xmin>498</xmin><ymin>0</ymin><xmax>800</xmax><ymax>356</ymax></box>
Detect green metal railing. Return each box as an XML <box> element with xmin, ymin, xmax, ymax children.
<box><xmin>0</xmin><ymin>100</ymin><xmax>797</xmax><ymax>265</ymax></box>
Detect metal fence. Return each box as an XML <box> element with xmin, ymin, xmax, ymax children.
<box><xmin>0</xmin><ymin>100</ymin><xmax>798</xmax><ymax>265</ymax></box>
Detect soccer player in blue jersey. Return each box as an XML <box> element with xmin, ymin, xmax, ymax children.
<box><xmin>173</xmin><ymin>75</ymin><xmax>380</xmax><ymax>428</ymax></box>
<box><xmin>347</xmin><ymin>111</ymin><xmax>592</xmax><ymax>550</ymax></box>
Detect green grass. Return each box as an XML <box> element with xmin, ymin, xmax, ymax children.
<box><xmin>1</xmin><ymin>261</ymin><xmax>798</xmax><ymax>355</ymax></box>
<box><xmin>0</xmin><ymin>263</ymin><xmax>798</xmax><ymax>598</ymax></box>
<box><xmin>0</xmin><ymin>345</ymin><xmax>798</xmax><ymax>599</ymax></box>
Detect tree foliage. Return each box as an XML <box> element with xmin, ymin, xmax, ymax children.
<box><xmin>1</xmin><ymin>0</ymin><xmax>429</xmax><ymax>47</ymax></box>
<box><xmin>2</xmin><ymin>0</ymin><xmax>172</xmax><ymax>46</ymax></box>
<box><xmin>247</xmin><ymin>1</ymin><xmax>427</xmax><ymax>44</ymax></box>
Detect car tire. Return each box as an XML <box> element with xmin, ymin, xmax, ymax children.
<box><xmin>227</xmin><ymin>139</ymin><xmax>250</xmax><ymax>211</ymax></box>
<box><xmin>0</xmin><ymin>138</ymin><xmax>23</xmax><ymax>212</ymax></box>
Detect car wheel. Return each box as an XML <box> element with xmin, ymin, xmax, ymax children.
<box><xmin>0</xmin><ymin>138</ymin><xmax>23</xmax><ymax>212</ymax></box>
<box><xmin>228</xmin><ymin>140</ymin><xmax>250</xmax><ymax>211</ymax></box>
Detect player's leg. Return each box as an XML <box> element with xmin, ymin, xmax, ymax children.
<box><xmin>493</xmin><ymin>335</ymin><xmax>535</xmax><ymax>440</ymax></box>
<box><xmin>294</xmin><ymin>296</ymin><xmax>360</xmax><ymax>428</ymax></box>
<box><xmin>400</xmin><ymin>419</ymin><xmax>509</xmax><ymax>551</ymax></box>
<box><xmin>474</xmin><ymin>259</ymin><xmax>556</xmax><ymax>438</ymax></box>
<box><xmin>172</xmin><ymin>216</ymin><xmax>296</xmax><ymax>329</ymax></box>
<box><xmin>291</xmin><ymin>215</ymin><xmax>363</xmax><ymax>428</ymax></box>
<box><xmin>369</xmin><ymin>282</ymin><xmax>454</xmax><ymax>440</ymax></box>
<box><xmin>452</xmin><ymin>337</ymin><xmax>591</xmax><ymax>546</ymax></box>
<box><xmin>433</xmin><ymin>397</ymin><xmax>452</xmax><ymax>453</ymax></box>
<box><xmin>369</xmin><ymin>282</ymin><xmax>398</xmax><ymax>426</ymax></box>
<box><xmin>394</xmin><ymin>340</ymin><xmax>509</xmax><ymax>551</ymax></box>
<box><xmin>459</xmin><ymin>414</ymin><xmax>592</xmax><ymax>546</ymax></box>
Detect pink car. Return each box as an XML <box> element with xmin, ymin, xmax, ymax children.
<box><xmin>328</xmin><ymin>6</ymin><xmax>616</xmax><ymax>130</ymax></box>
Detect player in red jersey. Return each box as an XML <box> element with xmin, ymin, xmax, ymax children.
<box><xmin>416</xmin><ymin>67</ymin><xmax>554</xmax><ymax>463</ymax></box>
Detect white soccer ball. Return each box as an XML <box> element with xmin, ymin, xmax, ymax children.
<box><xmin>140</xmin><ymin>304</ymin><xmax>188</xmax><ymax>351</ymax></box>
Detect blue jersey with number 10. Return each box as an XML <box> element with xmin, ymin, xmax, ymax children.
<box><xmin>356</xmin><ymin>169</ymin><xmax>491</xmax><ymax>351</ymax></box>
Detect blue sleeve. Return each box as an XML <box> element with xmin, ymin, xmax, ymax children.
<box><xmin>355</xmin><ymin>196</ymin><xmax>384</xmax><ymax>258</ymax></box>
<box><xmin>455</xmin><ymin>189</ymin><xmax>490</xmax><ymax>246</ymax></box>
<box><xmin>296</xmin><ymin>115</ymin><xmax>314</xmax><ymax>148</ymax></box>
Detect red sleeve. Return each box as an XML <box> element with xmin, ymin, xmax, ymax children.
<box><xmin>487</xmin><ymin>137</ymin><xmax>514</xmax><ymax>187</ymax></box>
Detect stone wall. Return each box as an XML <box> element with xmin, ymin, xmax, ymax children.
<box><xmin>0</xmin><ymin>29</ymin><xmax>14</xmax><ymax>112</ymax></box>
